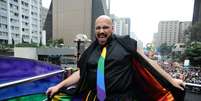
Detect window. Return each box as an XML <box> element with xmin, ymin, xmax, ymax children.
<box><xmin>21</xmin><ymin>1</ymin><xmax>29</xmax><ymax>7</ymax></box>
<box><xmin>11</xmin><ymin>26</ymin><xmax>14</xmax><ymax>30</ymax></box>
<box><xmin>0</xmin><ymin>0</ymin><xmax>7</xmax><ymax>3</ymax></box>
<box><xmin>13</xmin><ymin>0</ymin><xmax>18</xmax><ymax>2</ymax></box>
<box><xmin>14</xmin><ymin>12</ymin><xmax>19</xmax><ymax>17</ymax></box>
<box><xmin>10</xmin><ymin>4</ymin><xmax>13</xmax><ymax>8</ymax></box>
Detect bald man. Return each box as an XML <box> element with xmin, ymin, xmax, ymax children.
<box><xmin>46</xmin><ymin>15</ymin><xmax>185</xmax><ymax>101</ymax></box>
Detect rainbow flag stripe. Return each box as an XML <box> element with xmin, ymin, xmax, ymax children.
<box><xmin>96</xmin><ymin>47</ymin><xmax>106</xmax><ymax>101</ymax></box>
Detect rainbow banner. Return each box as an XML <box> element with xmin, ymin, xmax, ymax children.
<box><xmin>0</xmin><ymin>56</ymin><xmax>62</xmax><ymax>100</ymax></box>
<box><xmin>51</xmin><ymin>92</ymin><xmax>82</xmax><ymax>101</ymax></box>
<box><xmin>8</xmin><ymin>93</ymin><xmax>46</xmax><ymax>101</ymax></box>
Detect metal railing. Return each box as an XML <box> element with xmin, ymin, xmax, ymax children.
<box><xmin>185</xmin><ymin>82</ymin><xmax>201</xmax><ymax>88</ymax></box>
<box><xmin>0</xmin><ymin>67</ymin><xmax>77</xmax><ymax>89</ymax></box>
<box><xmin>0</xmin><ymin>68</ymin><xmax>201</xmax><ymax>89</ymax></box>
<box><xmin>0</xmin><ymin>70</ymin><xmax>64</xmax><ymax>89</ymax></box>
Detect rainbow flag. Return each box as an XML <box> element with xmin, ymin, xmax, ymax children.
<box><xmin>0</xmin><ymin>56</ymin><xmax>62</xmax><ymax>100</ymax></box>
<box><xmin>50</xmin><ymin>92</ymin><xmax>82</xmax><ymax>101</ymax></box>
<box><xmin>8</xmin><ymin>93</ymin><xmax>46</xmax><ymax>101</ymax></box>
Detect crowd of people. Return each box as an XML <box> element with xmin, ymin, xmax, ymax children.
<box><xmin>159</xmin><ymin>61</ymin><xmax>201</xmax><ymax>93</ymax></box>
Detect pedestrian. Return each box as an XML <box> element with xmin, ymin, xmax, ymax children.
<box><xmin>46</xmin><ymin>15</ymin><xmax>185</xmax><ymax>101</ymax></box>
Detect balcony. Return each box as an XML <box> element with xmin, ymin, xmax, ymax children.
<box><xmin>0</xmin><ymin>27</ymin><xmax>8</xmax><ymax>32</ymax></box>
<box><xmin>0</xmin><ymin>35</ymin><xmax>8</xmax><ymax>39</ymax></box>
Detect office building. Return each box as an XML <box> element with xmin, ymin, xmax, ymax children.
<box><xmin>178</xmin><ymin>21</ymin><xmax>192</xmax><ymax>43</ymax></box>
<box><xmin>153</xmin><ymin>33</ymin><xmax>160</xmax><ymax>48</ymax></box>
<box><xmin>110</xmin><ymin>15</ymin><xmax>131</xmax><ymax>36</ymax></box>
<box><xmin>192</xmin><ymin>0</ymin><xmax>201</xmax><ymax>24</ymax></box>
<box><xmin>155</xmin><ymin>21</ymin><xmax>191</xmax><ymax>48</ymax></box>
<box><xmin>43</xmin><ymin>2</ymin><xmax>52</xmax><ymax>42</ymax></box>
<box><xmin>192</xmin><ymin>0</ymin><xmax>201</xmax><ymax>41</ymax></box>
<box><xmin>130</xmin><ymin>32</ymin><xmax>143</xmax><ymax>49</ymax></box>
<box><xmin>40</xmin><ymin>6</ymin><xmax>48</xmax><ymax>31</ymax></box>
<box><xmin>0</xmin><ymin>0</ymin><xmax>41</xmax><ymax>44</ymax></box>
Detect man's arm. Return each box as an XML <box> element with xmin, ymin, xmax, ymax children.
<box><xmin>137</xmin><ymin>48</ymin><xmax>185</xmax><ymax>90</ymax></box>
<box><xmin>46</xmin><ymin>70</ymin><xmax>80</xmax><ymax>97</ymax></box>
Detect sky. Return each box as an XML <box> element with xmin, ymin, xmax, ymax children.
<box><xmin>42</xmin><ymin>0</ymin><xmax>194</xmax><ymax>46</ymax></box>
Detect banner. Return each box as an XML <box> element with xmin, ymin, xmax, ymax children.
<box><xmin>0</xmin><ymin>56</ymin><xmax>62</xmax><ymax>100</ymax></box>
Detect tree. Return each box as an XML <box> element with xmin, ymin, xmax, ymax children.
<box><xmin>15</xmin><ymin>43</ymin><xmax>38</xmax><ymax>47</ymax></box>
<box><xmin>46</xmin><ymin>38</ymin><xmax>64</xmax><ymax>47</ymax></box>
<box><xmin>184</xmin><ymin>42</ymin><xmax>201</xmax><ymax>66</ymax></box>
<box><xmin>183</xmin><ymin>21</ymin><xmax>201</xmax><ymax>67</ymax></box>
<box><xmin>159</xmin><ymin>43</ymin><xmax>172</xmax><ymax>56</ymax></box>
<box><xmin>57</xmin><ymin>38</ymin><xmax>64</xmax><ymax>44</ymax></box>
<box><xmin>46</xmin><ymin>39</ymin><xmax>53</xmax><ymax>47</ymax></box>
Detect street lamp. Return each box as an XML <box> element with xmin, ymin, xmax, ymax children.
<box><xmin>74</xmin><ymin>34</ymin><xmax>91</xmax><ymax>64</ymax></box>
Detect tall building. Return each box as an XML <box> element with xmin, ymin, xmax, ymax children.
<box><xmin>192</xmin><ymin>0</ymin><xmax>201</xmax><ymax>24</ymax></box>
<box><xmin>130</xmin><ymin>32</ymin><xmax>143</xmax><ymax>49</ymax></box>
<box><xmin>50</xmin><ymin>0</ymin><xmax>109</xmax><ymax>47</ymax></box>
<box><xmin>178</xmin><ymin>21</ymin><xmax>192</xmax><ymax>43</ymax></box>
<box><xmin>155</xmin><ymin>21</ymin><xmax>191</xmax><ymax>48</ymax></box>
<box><xmin>40</xmin><ymin>7</ymin><xmax>48</xmax><ymax>31</ymax></box>
<box><xmin>111</xmin><ymin>15</ymin><xmax>131</xmax><ymax>36</ymax></box>
<box><xmin>158</xmin><ymin>21</ymin><xmax>180</xmax><ymax>47</ymax></box>
<box><xmin>0</xmin><ymin>0</ymin><xmax>41</xmax><ymax>44</ymax></box>
<box><xmin>192</xmin><ymin>0</ymin><xmax>201</xmax><ymax>41</ymax></box>
<box><xmin>43</xmin><ymin>2</ymin><xmax>52</xmax><ymax>42</ymax></box>
<box><xmin>40</xmin><ymin>6</ymin><xmax>48</xmax><ymax>45</ymax></box>
<box><xmin>153</xmin><ymin>33</ymin><xmax>160</xmax><ymax>48</ymax></box>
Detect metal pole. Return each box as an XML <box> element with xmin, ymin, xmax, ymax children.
<box><xmin>0</xmin><ymin>70</ymin><xmax>64</xmax><ymax>89</ymax></box>
<box><xmin>185</xmin><ymin>82</ymin><xmax>201</xmax><ymax>87</ymax></box>
<box><xmin>77</xmin><ymin>39</ymin><xmax>81</xmax><ymax>63</ymax></box>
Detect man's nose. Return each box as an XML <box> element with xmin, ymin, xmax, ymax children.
<box><xmin>100</xmin><ymin>28</ymin><xmax>104</xmax><ymax>33</ymax></box>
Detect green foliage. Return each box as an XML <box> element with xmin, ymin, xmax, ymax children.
<box><xmin>46</xmin><ymin>39</ymin><xmax>53</xmax><ymax>47</ymax></box>
<box><xmin>183</xmin><ymin>21</ymin><xmax>201</xmax><ymax>66</ymax></box>
<box><xmin>146</xmin><ymin>43</ymin><xmax>155</xmax><ymax>51</ymax></box>
<box><xmin>159</xmin><ymin>43</ymin><xmax>172</xmax><ymax>56</ymax></box>
<box><xmin>184</xmin><ymin>41</ymin><xmax>201</xmax><ymax>66</ymax></box>
<box><xmin>46</xmin><ymin>38</ymin><xmax>64</xmax><ymax>47</ymax></box>
<box><xmin>57</xmin><ymin>38</ymin><xmax>64</xmax><ymax>44</ymax></box>
<box><xmin>15</xmin><ymin>43</ymin><xmax>38</xmax><ymax>47</ymax></box>
<box><xmin>0</xmin><ymin>42</ymin><xmax>13</xmax><ymax>52</ymax></box>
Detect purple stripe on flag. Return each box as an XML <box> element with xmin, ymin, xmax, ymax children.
<box><xmin>97</xmin><ymin>86</ymin><xmax>106</xmax><ymax>101</ymax></box>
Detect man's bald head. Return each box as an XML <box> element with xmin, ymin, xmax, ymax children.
<box><xmin>95</xmin><ymin>15</ymin><xmax>113</xmax><ymax>25</ymax></box>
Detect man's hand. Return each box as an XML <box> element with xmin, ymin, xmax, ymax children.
<box><xmin>171</xmin><ymin>78</ymin><xmax>185</xmax><ymax>90</ymax></box>
<box><xmin>46</xmin><ymin>70</ymin><xmax>80</xmax><ymax>98</ymax></box>
<box><xmin>46</xmin><ymin>85</ymin><xmax>60</xmax><ymax>98</ymax></box>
